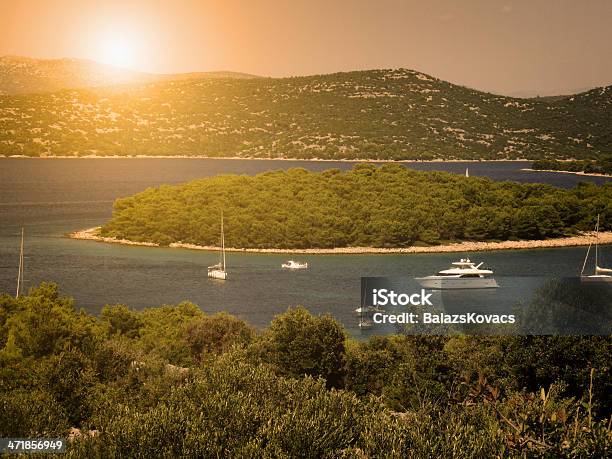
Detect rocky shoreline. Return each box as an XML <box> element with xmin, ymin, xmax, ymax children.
<box><xmin>69</xmin><ymin>227</ymin><xmax>612</xmax><ymax>254</ymax></box>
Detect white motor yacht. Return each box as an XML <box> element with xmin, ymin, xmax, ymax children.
<box><xmin>415</xmin><ymin>258</ymin><xmax>498</xmax><ymax>289</ymax></box>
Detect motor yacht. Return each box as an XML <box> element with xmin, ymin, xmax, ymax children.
<box><xmin>415</xmin><ymin>258</ymin><xmax>498</xmax><ymax>289</ymax></box>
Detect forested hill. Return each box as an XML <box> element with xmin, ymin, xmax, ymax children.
<box><xmin>0</xmin><ymin>67</ymin><xmax>610</xmax><ymax>160</ymax></box>
<box><xmin>100</xmin><ymin>165</ymin><xmax>612</xmax><ymax>248</ymax></box>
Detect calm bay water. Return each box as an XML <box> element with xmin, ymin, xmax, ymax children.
<box><xmin>0</xmin><ymin>158</ymin><xmax>610</xmax><ymax>332</ymax></box>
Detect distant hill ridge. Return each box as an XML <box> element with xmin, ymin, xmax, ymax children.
<box><xmin>0</xmin><ymin>55</ymin><xmax>260</xmax><ymax>95</ymax></box>
<box><xmin>0</xmin><ymin>59</ymin><xmax>610</xmax><ymax>160</ymax></box>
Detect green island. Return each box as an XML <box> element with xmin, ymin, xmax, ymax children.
<box><xmin>100</xmin><ymin>164</ymin><xmax>612</xmax><ymax>248</ymax></box>
<box><xmin>532</xmin><ymin>156</ymin><xmax>612</xmax><ymax>176</ymax></box>
<box><xmin>1</xmin><ymin>283</ymin><xmax>610</xmax><ymax>456</ymax></box>
<box><xmin>1</xmin><ymin>62</ymin><xmax>610</xmax><ymax>160</ymax></box>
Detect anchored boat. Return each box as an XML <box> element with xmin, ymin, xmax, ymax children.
<box><xmin>354</xmin><ymin>305</ymin><xmax>384</xmax><ymax>314</ymax></box>
<box><xmin>208</xmin><ymin>214</ymin><xmax>228</xmax><ymax>280</ymax></box>
<box><xmin>580</xmin><ymin>214</ymin><xmax>611</xmax><ymax>283</ymax></box>
<box><xmin>415</xmin><ymin>258</ymin><xmax>498</xmax><ymax>289</ymax></box>
<box><xmin>281</xmin><ymin>260</ymin><xmax>308</xmax><ymax>269</ymax></box>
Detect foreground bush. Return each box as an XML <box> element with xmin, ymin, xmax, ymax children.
<box><xmin>0</xmin><ymin>284</ymin><xmax>610</xmax><ymax>457</ymax></box>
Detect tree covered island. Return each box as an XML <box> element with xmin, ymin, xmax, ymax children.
<box><xmin>532</xmin><ymin>156</ymin><xmax>612</xmax><ymax>176</ymax></box>
<box><xmin>100</xmin><ymin>164</ymin><xmax>611</xmax><ymax>249</ymax></box>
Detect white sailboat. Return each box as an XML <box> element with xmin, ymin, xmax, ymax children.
<box><xmin>358</xmin><ymin>280</ymin><xmax>374</xmax><ymax>329</ymax></box>
<box><xmin>358</xmin><ymin>310</ymin><xmax>373</xmax><ymax>329</ymax></box>
<box><xmin>16</xmin><ymin>227</ymin><xmax>24</xmax><ymax>297</ymax></box>
<box><xmin>465</xmin><ymin>167</ymin><xmax>469</xmax><ymax>178</ymax></box>
<box><xmin>208</xmin><ymin>214</ymin><xmax>228</xmax><ymax>280</ymax></box>
<box><xmin>580</xmin><ymin>214</ymin><xmax>611</xmax><ymax>283</ymax></box>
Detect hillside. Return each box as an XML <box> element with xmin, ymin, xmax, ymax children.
<box><xmin>0</xmin><ymin>67</ymin><xmax>610</xmax><ymax>159</ymax></box>
<box><xmin>0</xmin><ymin>55</ymin><xmax>259</xmax><ymax>95</ymax></box>
<box><xmin>100</xmin><ymin>165</ymin><xmax>612</xmax><ymax>248</ymax></box>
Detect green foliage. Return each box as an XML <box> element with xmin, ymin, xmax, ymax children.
<box><xmin>0</xmin><ymin>388</ymin><xmax>69</xmax><ymax>437</ymax></box>
<box><xmin>253</xmin><ymin>306</ymin><xmax>347</xmax><ymax>388</ymax></box>
<box><xmin>133</xmin><ymin>301</ymin><xmax>203</xmax><ymax>365</ymax></box>
<box><xmin>68</xmin><ymin>360</ymin><xmax>395</xmax><ymax>458</ymax></box>
<box><xmin>101</xmin><ymin>165</ymin><xmax>612</xmax><ymax>248</ymax></box>
<box><xmin>502</xmin><ymin>336</ymin><xmax>612</xmax><ymax>416</ymax></box>
<box><xmin>1</xmin><ymin>69</ymin><xmax>610</xmax><ymax>160</ymax></box>
<box><xmin>0</xmin><ymin>283</ymin><xmax>100</xmax><ymax>361</ymax></box>
<box><xmin>184</xmin><ymin>312</ymin><xmax>254</xmax><ymax>361</ymax></box>
<box><xmin>100</xmin><ymin>304</ymin><xmax>143</xmax><ymax>338</ymax></box>
<box><xmin>0</xmin><ymin>285</ymin><xmax>610</xmax><ymax>458</ymax></box>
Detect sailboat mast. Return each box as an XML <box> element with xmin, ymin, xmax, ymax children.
<box><xmin>16</xmin><ymin>227</ymin><xmax>24</xmax><ymax>298</ymax></box>
<box><xmin>581</xmin><ymin>242</ymin><xmax>592</xmax><ymax>276</ymax></box>
<box><xmin>594</xmin><ymin>214</ymin><xmax>600</xmax><ymax>271</ymax></box>
<box><xmin>221</xmin><ymin>213</ymin><xmax>226</xmax><ymax>271</ymax></box>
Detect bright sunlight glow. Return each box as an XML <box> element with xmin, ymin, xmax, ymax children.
<box><xmin>98</xmin><ymin>35</ymin><xmax>136</xmax><ymax>68</ymax></box>
<box><xmin>91</xmin><ymin>22</ymin><xmax>147</xmax><ymax>70</ymax></box>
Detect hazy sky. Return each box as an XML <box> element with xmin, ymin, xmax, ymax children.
<box><xmin>1</xmin><ymin>0</ymin><xmax>610</xmax><ymax>96</ymax></box>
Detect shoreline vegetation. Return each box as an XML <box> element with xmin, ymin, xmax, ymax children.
<box><xmin>530</xmin><ymin>157</ymin><xmax>612</xmax><ymax>177</ymax></box>
<box><xmin>70</xmin><ymin>226</ymin><xmax>612</xmax><ymax>254</ymax></box>
<box><xmin>522</xmin><ymin>168</ymin><xmax>612</xmax><ymax>178</ymax></box>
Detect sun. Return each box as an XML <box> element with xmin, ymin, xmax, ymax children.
<box><xmin>97</xmin><ymin>34</ymin><xmax>137</xmax><ymax>68</ymax></box>
<box><xmin>92</xmin><ymin>25</ymin><xmax>142</xmax><ymax>70</ymax></box>
<box><xmin>100</xmin><ymin>37</ymin><xmax>136</xmax><ymax>67</ymax></box>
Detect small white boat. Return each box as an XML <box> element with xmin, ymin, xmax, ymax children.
<box><xmin>208</xmin><ymin>214</ymin><xmax>228</xmax><ymax>280</ymax></box>
<box><xmin>580</xmin><ymin>214</ymin><xmax>611</xmax><ymax>283</ymax></box>
<box><xmin>282</xmin><ymin>260</ymin><xmax>308</xmax><ymax>269</ymax></box>
<box><xmin>415</xmin><ymin>258</ymin><xmax>498</xmax><ymax>289</ymax></box>
<box><xmin>358</xmin><ymin>319</ymin><xmax>373</xmax><ymax>329</ymax></box>
<box><xmin>354</xmin><ymin>305</ymin><xmax>384</xmax><ymax>314</ymax></box>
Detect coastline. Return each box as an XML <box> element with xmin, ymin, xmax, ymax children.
<box><xmin>521</xmin><ymin>168</ymin><xmax>612</xmax><ymax>178</ymax></box>
<box><xmin>69</xmin><ymin>227</ymin><xmax>612</xmax><ymax>254</ymax></box>
<box><xmin>0</xmin><ymin>154</ymin><xmax>530</xmax><ymax>163</ymax></box>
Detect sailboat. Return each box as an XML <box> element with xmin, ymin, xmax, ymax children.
<box><xmin>465</xmin><ymin>167</ymin><xmax>469</xmax><ymax>178</ymax></box>
<box><xmin>16</xmin><ymin>227</ymin><xmax>25</xmax><ymax>297</ymax></box>
<box><xmin>208</xmin><ymin>214</ymin><xmax>228</xmax><ymax>280</ymax></box>
<box><xmin>357</xmin><ymin>280</ymin><xmax>373</xmax><ymax>329</ymax></box>
<box><xmin>580</xmin><ymin>214</ymin><xmax>612</xmax><ymax>283</ymax></box>
<box><xmin>358</xmin><ymin>308</ymin><xmax>373</xmax><ymax>329</ymax></box>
